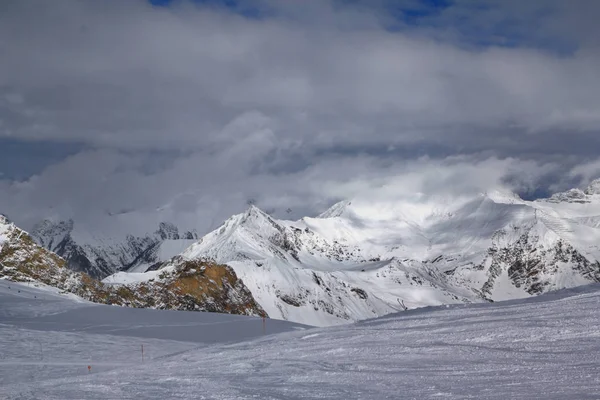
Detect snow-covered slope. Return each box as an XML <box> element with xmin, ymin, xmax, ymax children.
<box><xmin>3</xmin><ymin>279</ymin><xmax>600</xmax><ymax>399</ymax></box>
<box><xmin>0</xmin><ymin>279</ymin><xmax>305</xmax><ymax>390</ymax></box>
<box><xmin>118</xmin><ymin>181</ymin><xmax>600</xmax><ymax>326</ymax></box>
<box><xmin>167</xmin><ymin>205</ymin><xmax>475</xmax><ymax>326</ymax></box>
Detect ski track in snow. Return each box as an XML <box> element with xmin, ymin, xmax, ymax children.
<box><xmin>2</xmin><ymin>280</ymin><xmax>600</xmax><ymax>399</ymax></box>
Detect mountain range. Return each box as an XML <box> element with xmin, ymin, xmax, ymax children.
<box><xmin>11</xmin><ymin>180</ymin><xmax>600</xmax><ymax>326</ymax></box>
<box><xmin>31</xmin><ymin>219</ymin><xmax>199</xmax><ymax>278</ymax></box>
<box><xmin>0</xmin><ymin>215</ymin><xmax>264</xmax><ymax>316</ymax></box>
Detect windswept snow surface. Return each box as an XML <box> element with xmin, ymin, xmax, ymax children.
<box><xmin>0</xmin><ymin>280</ymin><xmax>306</xmax><ymax>391</ymax></box>
<box><xmin>2</xmin><ymin>280</ymin><xmax>600</xmax><ymax>399</ymax></box>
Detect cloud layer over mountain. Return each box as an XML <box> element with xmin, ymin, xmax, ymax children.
<box><xmin>1</xmin><ymin>0</ymin><xmax>600</xmax><ymax>232</ymax></box>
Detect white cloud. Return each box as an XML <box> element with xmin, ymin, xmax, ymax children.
<box><xmin>0</xmin><ymin>147</ymin><xmax>592</xmax><ymax>235</ymax></box>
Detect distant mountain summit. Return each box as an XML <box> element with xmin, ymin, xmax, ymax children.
<box><xmin>585</xmin><ymin>179</ymin><xmax>600</xmax><ymax>195</ymax></box>
<box><xmin>31</xmin><ymin>217</ymin><xmax>199</xmax><ymax>278</ymax></box>
<box><xmin>543</xmin><ymin>179</ymin><xmax>600</xmax><ymax>203</ymax></box>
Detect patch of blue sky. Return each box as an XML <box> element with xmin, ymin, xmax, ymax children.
<box><xmin>147</xmin><ymin>0</ymin><xmax>576</xmax><ymax>54</ymax></box>
<box><xmin>385</xmin><ymin>1</ymin><xmax>576</xmax><ymax>55</ymax></box>
<box><xmin>149</xmin><ymin>0</ymin><xmax>266</xmax><ymax>19</ymax></box>
<box><xmin>0</xmin><ymin>139</ymin><xmax>85</xmax><ymax>181</ymax></box>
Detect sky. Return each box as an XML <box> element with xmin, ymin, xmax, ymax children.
<box><xmin>1</xmin><ymin>0</ymin><xmax>600</xmax><ymax>233</ymax></box>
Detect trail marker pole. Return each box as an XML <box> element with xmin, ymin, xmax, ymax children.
<box><xmin>88</xmin><ymin>365</ymin><xmax>91</xmax><ymax>373</ymax></box>
<box><xmin>141</xmin><ymin>344</ymin><xmax>144</xmax><ymax>362</ymax></box>
<box><xmin>262</xmin><ymin>316</ymin><xmax>266</xmax><ymax>335</ymax></box>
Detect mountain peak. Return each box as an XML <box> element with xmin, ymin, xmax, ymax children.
<box><xmin>220</xmin><ymin>204</ymin><xmax>279</xmax><ymax>234</ymax></box>
<box><xmin>156</xmin><ymin>222</ymin><xmax>180</xmax><ymax>240</ymax></box>
<box><xmin>483</xmin><ymin>189</ymin><xmax>522</xmax><ymax>204</ymax></box>
<box><xmin>243</xmin><ymin>204</ymin><xmax>272</xmax><ymax>220</ymax></box>
<box><xmin>319</xmin><ymin>200</ymin><xmax>352</xmax><ymax>218</ymax></box>
<box><xmin>0</xmin><ymin>214</ymin><xmax>11</xmax><ymax>226</ymax></box>
<box><xmin>584</xmin><ymin>179</ymin><xmax>600</xmax><ymax>195</ymax></box>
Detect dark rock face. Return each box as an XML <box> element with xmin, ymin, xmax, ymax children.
<box><xmin>119</xmin><ymin>258</ymin><xmax>266</xmax><ymax>317</ymax></box>
<box><xmin>31</xmin><ymin>219</ymin><xmax>109</xmax><ymax>278</ymax></box>
<box><xmin>279</xmin><ymin>294</ymin><xmax>302</xmax><ymax>307</ymax></box>
<box><xmin>472</xmin><ymin>227</ymin><xmax>600</xmax><ymax>299</ymax></box>
<box><xmin>58</xmin><ymin>240</ymin><xmax>96</xmax><ymax>275</ymax></box>
<box><xmin>156</xmin><ymin>222</ymin><xmax>180</xmax><ymax>240</ymax></box>
<box><xmin>351</xmin><ymin>287</ymin><xmax>368</xmax><ymax>299</ymax></box>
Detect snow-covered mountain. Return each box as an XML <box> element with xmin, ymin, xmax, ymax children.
<box><xmin>31</xmin><ymin>218</ymin><xmax>199</xmax><ymax>278</ymax></box>
<box><xmin>1</xmin><ymin>214</ymin><xmax>264</xmax><ymax>317</ymax></box>
<box><xmin>22</xmin><ymin>179</ymin><xmax>600</xmax><ymax>326</ymax></box>
<box><xmin>110</xmin><ymin>180</ymin><xmax>600</xmax><ymax>326</ymax></box>
<box><xmin>157</xmin><ymin>205</ymin><xmax>474</xmax><ymax>326</ymax></box>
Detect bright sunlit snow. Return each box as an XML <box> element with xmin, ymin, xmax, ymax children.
<box><xmin>131</xmin><ymin>186</ymin><xmax>600</xmax><ymax>326</ymax></box>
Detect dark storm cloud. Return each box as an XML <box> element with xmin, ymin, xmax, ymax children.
<box><xmin>0</xmin><ymin>0</ymin><xmax>599</xmax><ymax>232</ymax></box>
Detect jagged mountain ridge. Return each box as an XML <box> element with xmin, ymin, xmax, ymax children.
<box><xmin>0</xmin><ymin>215</ymin><xmax>264</xmax><ymax>316</ymax></box>
<box><xmin>31</xmin><ymin>218</ymin><xmax>199</xmax><ymax>279</ymax></box>
<box><xmin>170</xmin><ymin>206</ymin><xmax>477</xmax><ymax>326</ymax></box>
<box><xmin>108</xmin><ymin>180</ymin><xmax>600</xmax><ymax>326</ymax></box>
<box><xmin>106</xmin><ymin>207</ymin><xmax>471</xmax><ymax>326</ymax></box>
<box><xmin>20</xmin><ymin>179</ymin><xmax>600</xmax><ymax>327</ymax></box>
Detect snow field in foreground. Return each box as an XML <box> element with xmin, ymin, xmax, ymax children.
<box><xmin>2</xmin><ymin>280</ymin><xmax>600</xmax><ymax>399</ymax></box>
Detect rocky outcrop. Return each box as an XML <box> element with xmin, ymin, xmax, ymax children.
<box><xmin>0</xmin><ymin>215</ymin><xmax>74</xmax><ymax>290</ymax></box>
<box><xmin>464</xmin><ymin>224</ymin><xmax>600</xmax><ymax>299</ymax></box>
<box><xmin>120</xmin><ymin>257</ymin><xmax>266</xmax><ymax>316</ymax></box>
<box><xmin>1</xmin><ymin>216</ymin><xmax>265</xmax><ymax>317</ymax></box>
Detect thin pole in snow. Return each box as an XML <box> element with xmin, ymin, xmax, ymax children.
<box><xmin>262</xmin><ymin>316</ymin><xmax>266</xmax><ymax>335</ymax></box>
<box><xmin>141</xmin><ymin>344</ymin><xmax>144</xmax><ymax>362</ymax></box>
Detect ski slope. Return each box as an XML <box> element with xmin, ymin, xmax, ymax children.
<box><xmin>2</xmin><ymin>279</ymin><xmax>600</xmax><ymax>399</ymax></box>
<box><xmin>0</xmin><ymin>280</ymin><xmax>306</xmax><ymax>391</ymax></box>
